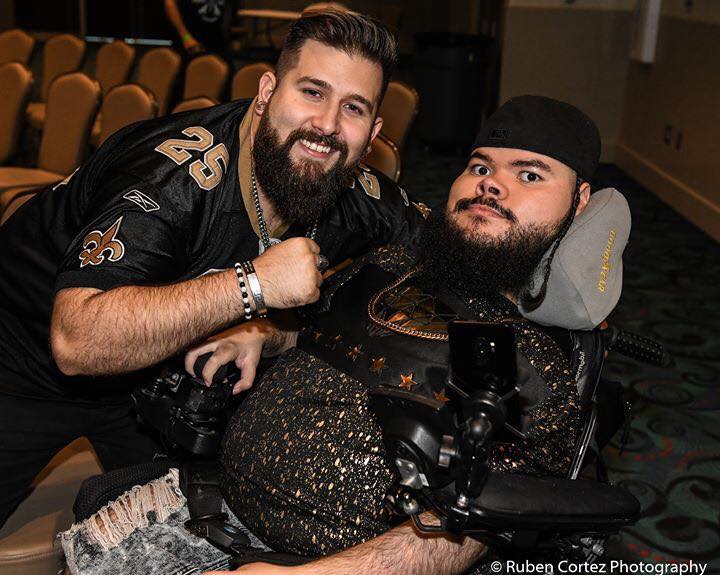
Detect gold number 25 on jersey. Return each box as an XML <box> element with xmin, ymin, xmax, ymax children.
<box><xmin>155</xmin><ymin>126</ymin><xmax>229</xmax><ymax>191</ymax></box>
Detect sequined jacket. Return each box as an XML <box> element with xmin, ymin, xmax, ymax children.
<box><xmin>220</xmin><ymin>246</ymin><xmax>583</xmax><ymax>557</ymax></box>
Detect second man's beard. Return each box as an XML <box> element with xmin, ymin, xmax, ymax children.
<box><xmin>417</xmin><ymin>205</ymin><xmax>565</xmax><ymax>302</ymax></box>
<box><xmin>252</xmin><ymin>107</ymin><xmax>363</xmax><ymax>227</ymax></box>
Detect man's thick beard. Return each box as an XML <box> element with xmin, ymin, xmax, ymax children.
<box><xmin>252</xmin><ymin>106</ymin><xmax>362</xmax><ymax>227</ymax></box>
<box><xmin>417</xmin><ymin>206</ymin><xmax>564</xmax><ymax>301</ymax></box>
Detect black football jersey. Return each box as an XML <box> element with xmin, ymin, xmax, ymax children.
<box><xmin>0</xmin><ymin>100</ymin><xmax>425</xmax><ymax>401</ymax></box>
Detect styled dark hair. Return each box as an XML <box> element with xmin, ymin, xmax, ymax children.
<box><xmin>276</xmin><ymin>9</ymin><xmax>397</xmax><ymax>105</ymax></box>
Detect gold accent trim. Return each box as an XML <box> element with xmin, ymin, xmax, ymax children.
<box><xmin>367</xmin><ymin>267</ymin><xmax>523</xmax><ymax>340</ymax></box>
<box><xmin>367</xmin><ymin>267</ymin><xmax>449</xmax><ymax>341</ymax></box>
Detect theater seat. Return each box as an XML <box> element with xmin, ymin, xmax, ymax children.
<box><xmin>0</xmin><ymin>438</ymin><xmax>102</xmax><ymax>575</ymax></box>
<box><xmin>0</xmin><ymin>172</ymin><xmax>61</xmax><ymax>215</ymax></box>
<box><xmin>91</xmin><ymin>83</ymin><xmax>157</xmax><ymax>148</ymax></box>
<box><xmin>0</xmin><ymin>63</ymin><xmax>34</xmax><ymax>165</ymax></box>
<box><xmin>172</xmin><ymin>96</ymin><xmax>218</xmax><ymax>114</ymax></box>
<box><xmin>26</xmin><ymin>34</ymin><xmax>86</xmax><ymax>130</ymax></box>
<box><xmin>136</xmin><ymin>47</ymin><xmax>181</xmax><ymax>116</ymax></box>
<box><xmin>89</xmin><ymin>40</ymin><xmax>137</xmax><ymax>143</ymax></box>
<box><xmin>378</xmin><ymin>81</ymin><xmax>419</xmax><ymax>153</ymax></box>
<box><xmin>95</xmin><ymin>40</ymin><xmax>135</xmax><ymax>95</ymax></box>
<box><xmin>0</xmin><ymin>72</ymin><xmax>100</xmax><ymax>214</ymax></box>
<box><xmin>0</xmin><ymin>29</ymin><xmax>35</xmax><ymax>66</ymax></box>
<box><xmin>231</xmin><ymin>62</ymin><xmax>273</xmax><ymax>101</ymax></box>
<box><xmin>365</xmin><ymin>132</ymin><xmax>401</xmax><ymax>182</ymax></box>
<box><xmin>0</xmin><ymin>188</ymin><xmax>36</xmax><ymax>226</ymax></box>
<box><xmin>183</xmin><ymin>54</ymin><xmax>229</xmax><ymax>102</ymax></box>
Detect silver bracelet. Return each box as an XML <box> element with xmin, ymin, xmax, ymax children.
<box><xmin>242</xmin><ymin>260</ymin><xmax>267</xmax><ymax>318</ymax></box>
<box><xmin>234</xmin><ymin>263</ymin><xmax>252</xmax><ymax>320</ymax></box>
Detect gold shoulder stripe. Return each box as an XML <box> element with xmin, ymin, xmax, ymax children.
<box><xmin>358</xmin><ymin>170</ymin><xmax>380</xmax><ymax>199</ymax></box>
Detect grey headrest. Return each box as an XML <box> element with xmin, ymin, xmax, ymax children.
<box><xmin>519</xmin><ymin>188</ymin><xmax>631</xmax><ymax>330</ymax></box>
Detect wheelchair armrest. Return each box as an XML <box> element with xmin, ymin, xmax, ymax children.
<box><xmin>462</xmin><ymin>472</ymin><xmax>640</xmax><ymax>533</ymax></box>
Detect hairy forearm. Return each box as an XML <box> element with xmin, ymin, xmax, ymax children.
<box><xmin>52</xmin><ymin>270</ymin><xmax>246</xmax><ymax>376</ymax></box>
<box><xmin>297</xmin><ymin>514</ymin><xmax>486</xmax><ymax>575</ymax></box>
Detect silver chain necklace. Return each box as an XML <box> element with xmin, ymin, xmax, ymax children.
<box><xmin>251</xmin><ymin>165</ymin><xmax>318</xmax><ymax>254</ymax></box>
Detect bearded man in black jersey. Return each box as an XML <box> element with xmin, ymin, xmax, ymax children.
<box><xmin>207</xmin><ymin>96</ymin><xmax>598</xmax><ymax>575</ymax></box>
<box><xmin>60</xmin><ymin>96</ymin><xmax>613</xmax><ymax>575</ymax></box>
<box><xmin>0</xmin><ymin>10</ymin><xmax>426</xmax><ymax>527</ymax></box>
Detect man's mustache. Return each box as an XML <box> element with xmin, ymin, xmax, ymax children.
<box><xmin>454</xmin><ymin>196</ymin><xmax>518</xmax><ymax>223</ymax></box>
<box><xmin>285</xmin><ymin>128</ymin><xmax>348</xmax><ymax>156</ymax></box>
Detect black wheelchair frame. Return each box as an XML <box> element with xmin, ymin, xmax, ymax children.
<box><xmin>73</xmin><ymin>324</ymin><xmax>665</xmax><ymax>571</ymax></box>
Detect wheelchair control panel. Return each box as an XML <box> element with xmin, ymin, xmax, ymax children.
<box><xmin>370</xmin><ymin>320</ymin><xmax>666</xmax><ymax>562</ymax></box>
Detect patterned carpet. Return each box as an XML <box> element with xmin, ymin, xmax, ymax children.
<box><xmin>402</xmin><ymin>146</ymin><xmax>720</xmax><ymax>572</ymax></box>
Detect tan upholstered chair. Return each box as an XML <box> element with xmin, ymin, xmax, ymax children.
<box><xmin>93</xmin><ymin>84</ymin><xmax>157</xmax><ymax>147</ymax></box>
<box><xmin>378</xmin><ymin>80</ymin><xmax>419</xmax><ymax>152</ymax></box>
<box><xmin>0</xmin><ymin>438</ymin><xmax>102</xmax><ymax>575</ymax></box>
<box><xmin>231</xmin><ymin>62</ymin><xmax>273</xmax><ymax>101</ymax></box>
<box><xmin>364</xmin><ymin>132</ymin><xmax>401</xmax><ymax>182</ymax></box>
<box><xmin>172</xmin><ymin>96</ymin><xmax>218</xmax><ymax>114</ymax></box>
<box><xmin>137</xmin><ymin>47</ymin><xmax>181</xmax><ymax>116</ymax></box>
<box><xmin>0</xmin><ymin>63</ymin><xmax>34</xmax><ymax>165</ymax></box>
<box><xmin>95</xmin><ymin>40</ymin><xmax>135</xmax><ymax>94</ymax></box>
<box><xmin>0</xmin><ymin>28</ymin><xmax>34</xmax><ymax>66</ymax></box>
<box><xmin>26</xmin><ymin>34</ymin><xmax>86</xmax><ymax>130</ymax></box>
<box><xmin>0</xmin><ymin>72</ymin><xmax>100</xmax><ymax>213</ymax></box>
<box><xmin>0</xmin><ymin>188</ymin><xmax>36</xmax><ymax>225</ymax></box>
<box><xmin>90</xmin><ymin>41</ymin><xmax>137</xmax><ymax>145</ymax></box>
<box><xmin>183</xmin><ymin>54</ymin><xmax>229</xmax><ymax>101</ymax></box>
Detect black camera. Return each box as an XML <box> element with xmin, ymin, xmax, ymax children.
<box><xmin>131</xmin><ymin>353</ymin><xmax>240</xmax><ymax>457</ymax></box>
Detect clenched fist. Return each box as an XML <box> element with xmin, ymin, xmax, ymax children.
<box><xmin>252</xmin><ymin>237</ymin><xmax>323</xmax><ymax>309</ymax></box>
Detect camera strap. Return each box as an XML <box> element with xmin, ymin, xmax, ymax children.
<box><xmin>180</xmin><ymin>460</ymin><xmax>225</xmax><ymax>520</ymax></box>
<box><xmin>180</xmin><ymin>460</ymin><xmax>252</xmax><ymax>553</ymax></box>
<box><xmin>180</xmin><ymin>461</ymin><xmax>312</xmax><ymax>567</ymax></box>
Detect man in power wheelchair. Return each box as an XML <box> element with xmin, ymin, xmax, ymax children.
<box><xmin>60</xmin><ymin>96</ymin><xmax>664</xmax><ymax>575</ymax></box>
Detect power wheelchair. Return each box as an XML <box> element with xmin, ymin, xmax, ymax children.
<box><xmin>70</xmin><ymin>318</ymin><xmax>666</xmax><ymax>573</ymax></box>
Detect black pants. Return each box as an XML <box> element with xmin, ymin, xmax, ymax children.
<box><xmin>0</xmin><ymin>390</ymin><xmax>163</xmax><ymax>528</ymax></box>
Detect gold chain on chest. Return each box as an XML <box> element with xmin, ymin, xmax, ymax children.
<box><xmin>367</xmin><ymin>267</ymin><xmax>525</xmax><ymax>341</ymax></box>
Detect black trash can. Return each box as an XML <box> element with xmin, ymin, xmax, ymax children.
<box><xmin>414</xmin><ymin>33</ymin><xmax>493</xmax><ymax>150</ymax></box>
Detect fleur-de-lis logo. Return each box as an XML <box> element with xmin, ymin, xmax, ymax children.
<box><xmin>78</xmin><ymin>217</ymin><xmax>126</xmax><ymax>268</ymax></box>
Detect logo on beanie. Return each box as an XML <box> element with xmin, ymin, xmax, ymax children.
<box><xmin>490</xmin><ymin>129</ymin><xmax>509</xmax><ymax>140</ymax></box>
<box><xmin>597</xmin><ymin>229</ymin><xmax>617</xmax><ymax>293</ymax></box>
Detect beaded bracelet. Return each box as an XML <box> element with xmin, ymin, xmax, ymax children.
<box><xmin>234</xmin><ymin>263</ymin><xmax>252</xmax><ymax>320</ymax></box>
<box><xmin>241</xmin><ymin>260</ymin><xmax>267</xmax><ymax>318</ymax></box>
